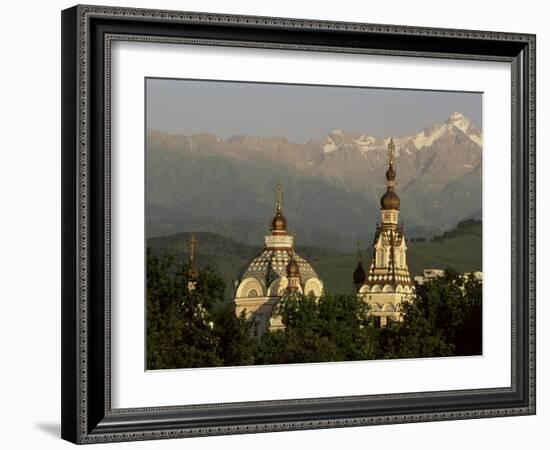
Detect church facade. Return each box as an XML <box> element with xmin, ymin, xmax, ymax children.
<box><xmin>232</xmin><ymin>184</ymin><xmax>324</xmax><ymax>339</ymax></box>
<box><xmin>354</xmin><ymin>139</ymin><xmax>414</xmax><ymax>326</ymax></box>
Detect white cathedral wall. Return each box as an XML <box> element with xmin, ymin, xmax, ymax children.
<box><xmin>360</xmin><ymin>290</ymin><xmax>413</xmax><ymax>313</ymax></box>
<box><xmin>234</xmin><ymin>296</ymin><xmax>280</xmax><ymax>322</ymax></box>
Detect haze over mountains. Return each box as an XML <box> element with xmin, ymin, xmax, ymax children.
<box><xmin>146</xmin><ymin>112</ymin><xmax>482</xmax><ymax>252</ymax></box>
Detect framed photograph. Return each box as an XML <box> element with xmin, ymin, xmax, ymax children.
<box><xmin>61</xmin><ymin>4</ymin><xmax>536</xmax><ymax>444</ymax></box>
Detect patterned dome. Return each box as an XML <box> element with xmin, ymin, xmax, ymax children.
<box><xmin>380</xmin><ymin>160</ymin><xmax>400</xmax><ymax>210</ymax></box>
<box><xmin>239</xmin><ymin>248</ymin><xmax>319</xmax><ymax>288</ymax></box>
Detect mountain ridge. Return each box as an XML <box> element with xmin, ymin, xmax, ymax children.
<box><xmin>146</xmin><ymin>112</ymin><xmax>482</xmax><ymax>251</ymax></box>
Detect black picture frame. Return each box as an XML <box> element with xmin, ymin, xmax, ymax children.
<box><xmin>61</xmin><ymin>4</ymin><xmax>536</xmax><ymax>444</ymax></box>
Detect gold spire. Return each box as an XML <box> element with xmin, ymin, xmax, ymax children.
<box><xmin>286</xmin><ymin>234</ymin><xmax>300</xmax><ymax>283</ymax></box>
<box><xmin>387</xmin><ymin>138</ymin><xmax>395</xmax><ymax>165</ymax></box>
<box><xmin>386</xmin><ymin>138</ymin><xmax>396</xmax><ymax>186</ymax></box>
<box><xmin>187</xmin><ymin>234</ymin><xmax>199</xmax><ymax>286</ymax></box>
<box><xmin>286</xmin><ymin>230</ymin><xmax>300</xmax><ymax>289</ymax></box>
<box><xmin>188</xmin><ymin>234</ymin><xmax>197</xmax><ymax>263</ymax></box>
<box><xmin>380</xmin><ymin>139</ymin><xmax>400</xmax><ymax>210</ymax></box>
<box><xmin>276</xmin><ymin>182</ymin><xmax>284</xmax><ymax>212</ymax></box>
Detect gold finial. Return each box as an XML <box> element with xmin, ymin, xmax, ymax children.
<box><xmin>388</xmin><ymin>138</ymin><xmax>395</xmax><ymax>165</ymax></box>
<box><xmin>188</xmin><ymin>234</ymin><xmax>197</xmax><ymax>263</ymax></box>
<box><xmin>276</xmin><ymin>183</ymin><xmax>284</xmax><ymax>212</ymax></box>
<box><xmin>356</xmin><ymin>240</ymin><xmax>364</xmax><ymax>262</ymax></box>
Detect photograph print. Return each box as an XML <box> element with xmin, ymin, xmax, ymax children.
<box><xmin>145</xmin><ymin>78</ymin><xmax>483</xmax><ymax>370</ymax></box>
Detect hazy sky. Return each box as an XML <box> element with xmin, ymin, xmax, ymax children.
<box><xmin>146</xmin><ymin>78</ymin><xmax>482</xmax><ymax>143</ymax></box>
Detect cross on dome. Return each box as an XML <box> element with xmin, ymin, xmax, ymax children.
<box><xmin>188</xmin><ymin>234</ymin><xmax>197</xmax><ymax>263</ymax></box>
<box><xmin>276</xmin><ymin>182</ymin><xmax>284</xmax><ymax>212</ymax></box>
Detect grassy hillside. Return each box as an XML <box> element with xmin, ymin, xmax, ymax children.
<box><xmin>314</xmin><ymin>219</ymin><xmax>482</xmax><ymax>292</ymax></box>
<box><xmin>146</xmin><ymin>149</ymin><xmax>383</xmax><ymax>252</ymax></box>
<box><xmin>148</xmin><ymin>232</ymin><xmax>342</xmax><ymax>297</ymax></box>
<box><xmin>146</xmin><ymin>146</ymin><xmax>459</xmax><ymax>250</ymax></box>
<box><xmin>148</xmin><ymin>219</ymin><xmax>482</xmax><ymax>297</ymax></box>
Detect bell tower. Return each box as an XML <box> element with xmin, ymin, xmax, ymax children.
<box><xmin>357</xmin><ymin>139</ymin><xmax>414</xmax><ymax>326</ymax></box>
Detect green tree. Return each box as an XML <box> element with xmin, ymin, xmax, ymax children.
<box><xmin>212</xmin><ymin>304</ymin><xmax>256</xmax><ymax>366</ymax></box>
<box><xmin>147</xmin><ymin>246</ymin><xmax>482</xmax><ymax>368</ymax></box>
<box><xmin>146</xmin><ymin>248</ymin><xmax>256</xmax><ymax>369</ymax></box>
<box><xmin>256</xmin><ymin>291</ymin><xmax>378</xmax><ymax>364</ymax></box>
<box><xmin>317</xmin><ymin>291</ymin><xmax>378</xmax><ymax>361</ymax></box>
<box><xmin>377</xmin><ymin>269</ymin><xmax>482</xmax><ymax>359</ymax></box>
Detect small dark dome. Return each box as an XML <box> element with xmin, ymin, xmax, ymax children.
<box><xmin>353</xmin><ymin>260</ymin><xmax>366</xmax><ymax>284</ymax></box>
<box><xmin>380</xmin><ymin>189</ymin><xmax>400</xmax><ymax>210</ymax></box>
<box><xmin>287</xmin><ymin>256</ymin><xmax>300</xmax><ymax>277</ymax></box>
<box><xmin>271</xmin><ymin>210</ymin><xmax>287</xmax><ymax>232</ymax></box>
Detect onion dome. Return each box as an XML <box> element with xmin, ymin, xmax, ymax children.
<box><xmin>239</xmin><ymin>248</ymin><xmax>319</xmax><ymax>288</ymax></box>
<box><xmin>235</xmin><ymin>183</ymin><xmax>324</xmax><ymax>298</ymax></box>
<box><xmin>380</xmin><ymin>139</ymin><xmax>400</xmax><ymax>210</ymax></box>
<box><xmin>380</xmin><ymin>187</ymin><xmax>400</xmax><ymax>210</ymax></box>
<box><xmin>287</xmin><ymin>255</ymin><xmax>300</xmax><ymax>278</ymax></box>
<box><xmin>353</xmin><ymin>260</ymin><xmax>367</xmax><ymax>285</ymax></box>
<box><xmin>271</xmin><ymin>210</ymin><xmax>287</xmax><ymax>233</ymax></box>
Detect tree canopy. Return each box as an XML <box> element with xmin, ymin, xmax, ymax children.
<box><xmin>147</xmin><ymin>250</ymin><xmax>482</xmax><ymax>369</ymax></box>
<box><xmin>376</xmin><ymin>269</ymin><xmax>482</xmax><ymax>359</ymax></box>
<box><xmin>256</xmin><ymin>291</ymin><xmax>378</xmax><ymax>364</ymax></box>
<box><xmin>146</xmin><ymin>248</ymin><xmax>255</xmax><ymax>369</ymax></box>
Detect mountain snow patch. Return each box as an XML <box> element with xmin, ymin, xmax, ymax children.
<box><xmin>323</xmin><ymin>140</ymin><xmax>338</xmax><ymax>154</ymax></box>
<box><xmin>354</xmin><ymin>135</ymin><xmax>378</xmax><ymax>153</ymax></box>
<box><xmin>412</xmin><ymin>126</ymin><xmax>448</xmax><ymax>149</ymax></box>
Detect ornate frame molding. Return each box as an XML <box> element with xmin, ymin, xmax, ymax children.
<box><xmin>61</xmin><ymin>4</ymin><xmax>536</xmax><ymax>444</ymax></box>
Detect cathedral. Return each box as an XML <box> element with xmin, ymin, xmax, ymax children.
<box><xmin>354</xmin><ymin>139</ymin><xmax>414</xmax><ymax>326</ymax></box>
<box><xmin>232</xmin><ymin>184</ymin><xmax>324</xmax><ymax>338</ymax></box>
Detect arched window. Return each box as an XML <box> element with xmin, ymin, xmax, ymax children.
<box><xmin>236</xmin><ymin>277</ymin><xmax>264</xmax><ymax>298</ymax></box>
<box><xmin>304</xmin><ymin>278</ymin><xmax>323</xmax><ymax>298</ymax></box>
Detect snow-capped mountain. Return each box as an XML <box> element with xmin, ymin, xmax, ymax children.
<box><xmin>146</xmin><ymin>113</ymin><xmax>482</xmax><ymax>250</ymax></box>
<box><xmin>319</xmin><ymin>111</ymin><xmax>481</xmax><ymax>155</ymax></box>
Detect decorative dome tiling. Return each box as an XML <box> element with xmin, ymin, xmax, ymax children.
<box><xmin>240</xmin><ymin>248</ymin><xmax>319</xmax><ymax>287</ymax></box>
